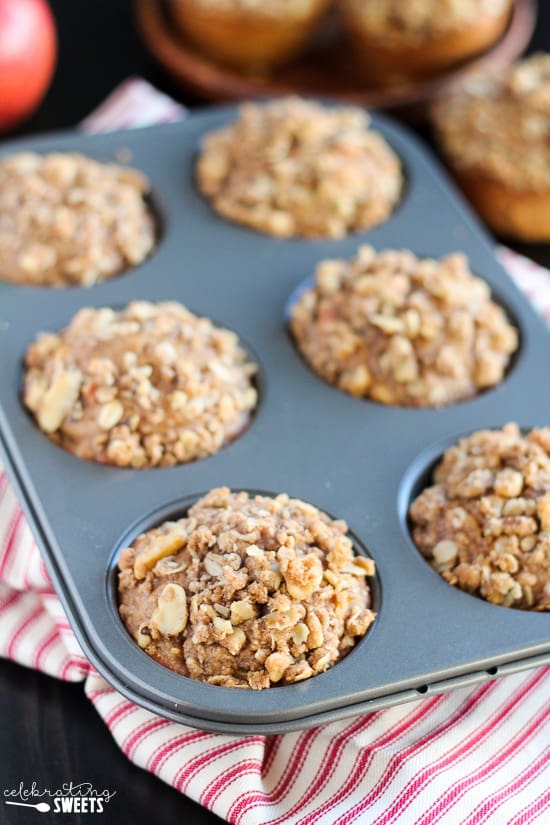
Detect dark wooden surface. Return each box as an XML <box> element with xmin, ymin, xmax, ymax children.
<box><xmin>0</xmin><ymin>660</ymin><xmax>223</xmax><ymax>825</ymax></box>
<box><xmin>1</xmin><ymin>3</ymin><xmax>549</xmax><ymax>824</ymax></box>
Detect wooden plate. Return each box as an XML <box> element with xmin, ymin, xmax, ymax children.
<box><xmin>135</xmin><ymin>0</ymin><xmax>536</xmax><ymax>119</ymax></box>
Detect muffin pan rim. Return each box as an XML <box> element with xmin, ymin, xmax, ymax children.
<box><xmin>0</xmin><ymin>108</ymin><xmax>549</xmax><ymax>733</ymax></box>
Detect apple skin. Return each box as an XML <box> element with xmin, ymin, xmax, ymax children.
<box><xmin>0</xmin><ymin>0</ymin><xmax>57</xmax><ymax>133</ymax></box>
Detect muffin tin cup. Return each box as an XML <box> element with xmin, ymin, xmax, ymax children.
<box><xmin>0</xmin><ymin>107</ymin><xmax>549</xmax><ymax>735</ymax></box>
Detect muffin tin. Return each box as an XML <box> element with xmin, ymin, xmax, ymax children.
<box><xmin>0</xmin><ymin>106</ymin><xmax>549</xmax><ymax>735</ymax></box>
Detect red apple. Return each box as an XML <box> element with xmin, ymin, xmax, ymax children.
<box><xmin>0</xmin><ymin>0</ymin><xmax>57</xmax><ymax>132</ymax></box>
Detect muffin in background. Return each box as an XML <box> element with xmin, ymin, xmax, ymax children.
<box><xmin>410</xmin><ymin>423</ymin><xmax>550</xmax><ymax>611</ymax></box>
<box><xmin>170</xmin><ymin>0</ymin><xmax>332</xmax><ymax>72</ymax></box>
<box><xmin>433</xmin><ymin>54</ymin><xmax>550</xmax><ymax>242</ymax></box>
<box><xmin>340</xmin><ymin>0</ymin><xmax>512</xmax><ymax>84</ymax></box>
<box><xmin>290</xmin><ymin>247</ymin><xmax>518</xmax><ymax>408</ymax></box>
<box><xmin>197</xmin><ymin>97</ymin><xmax>402</xmax><ymax>239</ymax></box>
<box><xmin>0</xmin><ymin>152</ymin><xmax>155</xmax><ymax>288</ymax></box>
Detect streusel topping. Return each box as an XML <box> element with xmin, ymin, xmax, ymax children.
<box><xmin>290</xmin><ymin>247</ymin><xmax>518</xmax><ymax>408</ymax></box>
<box><xmin>118</xmin><ymin>487</ymin><xmax>376</xmax><ymax>689</ymax></box>
<box><xmin>410</xmin><ymin>424</ymin><xmax>550</xmax><ymax>611</ymax></box>
<box><xmin>0</xmin><ymin>152</ymin><xmax>155</xmax><ymax>287</ymax></box>
<box><xmin>23</xmin><ymin>302</ymin><xmax>257</xmax><ymax>468</ymax></box>
<box><xmin>433</xmin><ymin>54</ymin><xmax>550</xmax><ymax>191</ymax></box>
<box><xmin>197</xmin><ymin>98</ymin><xmax>402</xmax><ymax>239</ymax></box>
<box><xmin>343</xmin><ymin>0</ymin><xmax>510</xmax><ymax>38</ymax></box>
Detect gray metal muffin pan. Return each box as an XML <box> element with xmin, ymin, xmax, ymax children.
<box><xmin>0</xmin><ymin>106</ymin><xmax>549</xmax><ymax>735</ymax></box>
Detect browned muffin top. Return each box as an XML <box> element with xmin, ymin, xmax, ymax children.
<box><xmin>410</xmin><ymin>424</ymin><xmax>550</xmax><ymax>610</ymax></box>
<box><xmin>24</xmin><ymin>302</ymin><xmax>257</xmax><ymax>468</ymax></box>
<box><xmin>118</xmin><ymin>487</ymin><xmax>376</xmax><ymax>689</ymax></box>
<box><xmin>433</xmin><ymin>54</ymin><xmax>550</xmax><ymax>191</ymax></box>
<box><xmin>0</xmin><ymin>152</ymin><xmax>155</xmax><ymax>287</ymax></box>
<box><xmin>291</xmin><ymin>246</ymin><xmax>518</xmax><ymax>408</ymax></box>
<box><xmin>197</xmin><ymin>97</ymin><xmax>402</xmax><ymax>239</ymax></box>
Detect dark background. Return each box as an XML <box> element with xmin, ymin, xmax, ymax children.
<box><xmin>1</xmin><ymin>2</ymin><xmax>549</xmax><ymax>824</ymax></box>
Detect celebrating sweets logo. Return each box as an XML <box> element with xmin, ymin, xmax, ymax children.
<box><xmin>4</xmin><ymin>782</ymin><xmax>116</xmax><ymax>814</ymax></box>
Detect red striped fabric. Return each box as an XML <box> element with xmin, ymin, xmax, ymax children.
<box><xmin>0</xmin><ymin>79</ymin><xmax>549</xmax><ymax>824</ymax></box>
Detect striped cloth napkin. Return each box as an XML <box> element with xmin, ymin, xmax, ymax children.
<box><xmin>1</xmin><ymin>78</ymin><xmax>550</xmax><ymax>825</ymax></box>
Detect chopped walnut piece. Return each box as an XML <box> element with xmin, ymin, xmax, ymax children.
<box><xmin>410</xmin><ymin>424</ymin><xmax>550</xmax><ymax>610</ymax></box>
<box><xmin>197</xmin><ymin>97</ymin><xmax>402</xmax><ymax>240</ymax></box>
<box><xmin>536</xmin><ymin>495</ymin><xmax>550</xmax><ymax>531</ymax></box>
<box><xmin>36</xmin><ymin>370</ymin><xmax>82</xmax><ymax>433</ymax></box>
<box><xmin>151</xmin><ymin>584</ymin><xmax>188</xmax><ymax>636</ymax></box>
<box><xmin>282</xmin><ymin>553</ymin><xmax>323</xmax><ymax>600</ymax></box>
<box><xmin>133</xmin><ymin>529</ymin><xmax>187</xmax><ymax>580</ymax></box>
<box><xmin>97</xmin><ymin>400</ymin><xmax>124</xmax><ymax>430</ymax></box>
<box><xmin>136</xmin><ymin>625</ymin><xmax>152</xmax><ymax>649</ymax></box>
<box><xmin>291</xmin><ymin>248</ymin><xmax>517</xmax><ymax>408</ymax></box>
<box><xmin>23</xmin><ymin>301</ymin><xmax>257</xmax><ymax>468</ymax></box>
<box><xmin>118</xmin><ymin>488</ymin><xmax>376</xmax><ymax>688</ymax></box>
<box><xmin>230</xmin><ymin>600</ymin><xmax>256</xmax><ymax>625</ymax></box>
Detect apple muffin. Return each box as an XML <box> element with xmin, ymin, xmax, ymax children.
<box><xmin>290</xmin><ymin>246</ymin><xmax>518</xmax><ymax>408</ymax></box>
<box><xmin>410</xmin><ymin>424</ymin><xmax>550</xmax><ymax>611</ymax></box>
<box><xmin>118</xmin><ymin>487</ymin><xmax>377</xmax><ymax>689</ymax></box>
<box><xmin>23</xmin><ymin>301</ymin><xmax>258</xmax><ymax>468</ymax></box>
<box><xmin>341</xmin><ymin>0</ymin><xmax>512</xmax><ymax>82</ymax></box>
<box><xmin>433</xmin><ymin>54</ymin><xmax>550</xmax><ymax>242</ymax></box>
<box><xmin>171</xmin><ymin>0</ymin><xmax>331</xmax><ymax>72</ymax></box>
<box><xmin>0</xmin><ymin>152</ymin><xmax>156</xmax><ymax>287</ymax></box>
<box><xmin>197</xmin><ymin>97</ymin><xmax>403</xmax><ymax>239</ymax></box>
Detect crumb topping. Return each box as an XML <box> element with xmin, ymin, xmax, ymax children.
<box><xmin>433</xmin><ymin>54</ymin><xmax>550</xmax><ymax>191</ymax></box>
<box><xmin>290</xmin><ymin>247</ymin><xmax>518</xmax><ymax>408</ymax></box>
<box><xmin>197</xmin><ymin>97</ymin><xmax>402</xmax><ymax>239</ymax></box>
<box><xmin>410</xmin><ymin>423</ymin><xmax>550</xmax><ymax>610</ymax></box>
<box><xmin>23</xmin><ymin>302</ymin><xmax>258</xmax><ymax>468</ymax></box>
<box><xmin>0</xmin><ymin>152</ymin><xmax>155</xmax><ymax>287</ymax></box>
<box><xmin>118</xmin><ymin>487</ymin><xmax>376</xmax><ymax>689</ymax></box>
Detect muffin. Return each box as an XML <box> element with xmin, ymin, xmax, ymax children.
<box><xmin>410</xmin><ymin>424</ymin><xmax>550</xmax><ymax>611</ymax></box>
<box><xmin>290</xmin><ymin>247</ymin><xmax>518</xmax><ymax>408</ymax></box>
<box><xmin>433</xmin><ymin>54</ymin><xmax>550</xmax><ymax>242</ymax></box>
<box><xmin>118</xmin><ymin>487</ymin><xmax>376</xmax><ymax>689</ymax></box>
<box><xmin>23</xmin><ymin>302</ymin><xmax>257</xmax><ymax>468</ymax></box>
<box><xmin>0</xmin><ymin>152</ymin><xmax>155</xmax><ymax>287</ymax></box>
<box><xmin>170</xmin><ymin>0</ymin><xmax>331</xmax><ymax>72</ymax></box>
<box><xmin>197</xmin><ymin>97</ymin><xmax>403</xmax><ymax>239</ymax></box>
<box><xmin>340</xmin><ymin>0</ymin><xmax>512</xmax><ymax>83</ymax></box>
